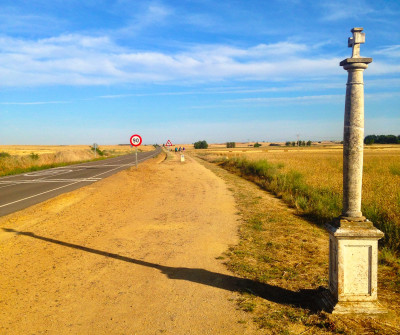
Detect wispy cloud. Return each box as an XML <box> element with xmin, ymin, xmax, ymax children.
<box><xmin>319</xmin><ymin>0</ymin><xmax>375</xmax><ymax>21</ymax></box>
<box><xmin>1</xmin><ymin>29</ymin><xmax>399</xmax><ymax>88</ymax></box>
<box><xmin>117</xmin><ymin>3</ymin><xmax>173</xmax><ymax>36</ymax></box>
<box><xmin>0</xmin><ymin>33</ymin><xmax>344</xmax><ymax>87</ymax></box>
<box><xmin>0</xmin><ymin>7</ymin><xmax>65</xmax><ymax>36</ymax></box>
<box><xmin>226</xmin><ymin>94</ymin><xmax>342</xmax><ymax>105</ymax></box>
<box><xmin>0</xmin><ymin>100</ymin><xmax>71</xmax><ymax>105</ymax></box>
<box><xmin>373</xmin><ymin>45</ymin><xmax>400</xmax><ymax>58</ymax></box>
<box><xmin>224</xmin><ymin>91</ymin><xmax>400</xmax><ymax>106</ymax></box>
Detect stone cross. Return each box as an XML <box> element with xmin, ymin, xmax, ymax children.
<box><xmin>348</xmin><ymin>27</ymin><xmax>365</xmax><ymax>58</ymax></box>
<box><xmin>321</xmin><ymin>28</ymin><xmax>385</xmax><ymax>314</ymax></box>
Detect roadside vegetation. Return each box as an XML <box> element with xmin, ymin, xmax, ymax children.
<box><xmin>197</xmin><ymin>146</ymin><xmax>400</xmax><ymax>255</ymax></box>
<box><xmin>197</xmin><ymin>155</ymin><xmax>400</xmax><ymax>334</ymax></box>
<box><xmin>0</xmin><ymin>145</ymin><xmax>145</xmax><ymax>177</ymax></box>
<box><xmin>195</xmin><ymin>150</ymin><xmax>400</xmax><ymax>334</ymax></box>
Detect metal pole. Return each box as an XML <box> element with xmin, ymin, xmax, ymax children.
<box><xmin>135</xmin><ymin>146</ymin><xmax>138</xmax><ymax>168</ymax></box>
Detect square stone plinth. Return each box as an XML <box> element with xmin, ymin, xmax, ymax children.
<box><xmin>322</xmin><ymin>220</ymin><xmax>386</xmax><ymax>314</ymax></box>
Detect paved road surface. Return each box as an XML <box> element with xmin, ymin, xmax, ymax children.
<box><xmin>0</xmin><ymin>147</ymin><xmax>162</xmax><ymax>217</ymax></box>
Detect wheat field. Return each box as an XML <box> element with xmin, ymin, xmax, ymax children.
<box><xmin>195</xmin><ymin>144</ymin><xmax>400</xmax><ymax>251</ymax></box>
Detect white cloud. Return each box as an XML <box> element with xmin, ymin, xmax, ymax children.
<box><xmin>225</xmin><ymin>94</ymin><xmax>342</xmax><ymax>106</ymax></box>
<box><xmin>319</xmin><ymin>0</ymin><xmax>375</xmax><ymax>21</ymax></box>
<box><xmin>0</xmin><ymin>101</ymin><xmax>70</xmax><ymax>105</ymax></box>
<box><xmin>224</xmin><ymin>91</ymin><xmax>400</xmax><ymax>107</ymax></box>
<box><xmin>3</xmin><ymin>33</ymin><xmax>397</xmax><ymax>88</ymax></box>
<box><xmin>373</xmin><ymin>45</ymin><xmax>400</xmax><ymax>58</ymax></box>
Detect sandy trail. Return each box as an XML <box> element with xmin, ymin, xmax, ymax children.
<box><xmin>0</xmin><ymin>152</ymin><xmax>260</xmax><ymax>334</ymax></box>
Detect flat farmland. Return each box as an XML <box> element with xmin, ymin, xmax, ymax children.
<box><xmin>0</xmin><ymin>144</ymin><xmax>156</xmax><ymax>176</ymax></box>
<box><xmin>193</xmin><ymin>144</ymin><xmax>400</xmax><ymax>252</ymax></box>
<box><xmin>0</xmin><ymin>144</ymin><xmax>155</xmax><ymax>156</ymax></box>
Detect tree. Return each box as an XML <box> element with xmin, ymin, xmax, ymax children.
<box><xmin>194</xmin><ymin>140</ymin><xmax>208</xmax><ymax>149</ymax></box>
<box><xmin>226</xmin><ymin>142</ymin><xmax>236</xmax><ymax>148</ymax></box>
<box><xmin>306</xmin><ymin>140</ymin><xmax>312</xmax><ymax>146</ymax></box>
<box><xmin>364</xmin><ymin>136</ymin><xmax>375</xmax><ymax>145</ymax></box>
<box><xmin>364</xmin><ymin>134</ymin><xmax>400</xmax><ymax>144</ymax></box>
<box><xmin>254</xmin><ymin>142</ymin><xmax>261</xmax><ymax>148</ymax></box>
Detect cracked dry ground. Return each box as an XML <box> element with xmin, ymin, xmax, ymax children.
<box><xmin>0</xmin><ymin>153</ymin><xmax>264</xmax><ymax>335</ymax></box>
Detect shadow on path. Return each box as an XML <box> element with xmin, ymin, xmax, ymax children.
<box><xmin>3</xmin><ymin>227</ymin><xmax>325</xmax><ymax>313</ymax></box>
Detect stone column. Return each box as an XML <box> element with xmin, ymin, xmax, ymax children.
<box><xmin>341</xmin><ymin>27</ymin><xmax>370</xmax><ymax>220</ymax></box>
<box><xmin>321</xmin><ymin>28</ymin><xmax>385</xmax><ymax>314</ymax></box>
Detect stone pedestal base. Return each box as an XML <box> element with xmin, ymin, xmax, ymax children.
<box><xmin>319</xmin><ymin>286</ymin><xmax>386</xmax><ymax>314</ymax></box>
<box><xmin>322</xmin><ymin>218</ymin><xmax>385</xmax><ymax>314</ymax></box>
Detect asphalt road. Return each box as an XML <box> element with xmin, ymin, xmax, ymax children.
<box><xmin>0</xmin><ymin>147</ymin><xmax>162</xmax><ymax>217</ymax></box>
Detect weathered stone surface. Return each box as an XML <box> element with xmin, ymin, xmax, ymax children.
<box><xmin>322</xmin><ymin>28</ymin><xmax>385</xmax><ymax>314</ymax></box>
<box><xmin>324</xmin><ymin>221</ymin><xmax>385</xmax><ymax>314</ymax></box>
<box><xmin>340</xmin><ymin>28</ymin><xmax>372</xmax><ymax>220</ymax></box>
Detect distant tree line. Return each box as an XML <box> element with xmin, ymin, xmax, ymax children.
<box><xmin>194</xmin><ymin>140</ymin><xmax>208</xmax><ymax>149</ymax></box>
<box><xmin>285</xmin><ymin>141</ymin><xmax>312</xmax><ymax>147</ymax></box>
<box><xmin>226</xmin><ymin>142</ymin><xmax>236</xmax><ymax>148</ymax></box>
<box><xmin>364</xmin><ymin>135</ymin><xmax>400</xmax><ymax>144</ymax></box>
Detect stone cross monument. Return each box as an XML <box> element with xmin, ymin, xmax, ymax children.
<box><xmin>322</xmin><ymin>28</ymin><xmax>385</xmax><ymax>314</ymax></box>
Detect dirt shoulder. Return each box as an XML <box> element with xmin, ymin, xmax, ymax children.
<box><xmin>0</xmin><ymin>151</ymin><xmax>262</xmax><ymax>334</ymax></box>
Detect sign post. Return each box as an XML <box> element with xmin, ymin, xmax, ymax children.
<box><xmin>165</xmin><ymin>139</ymin><xmax>173</xmax><ymax>151</ymax></box>
<box><xmin>93</xmin><ymin>143</ymin><xmax>98</xmax><ymax>158</ymax></box>
<box><xmin>130</xmin><ymin>134</ymin><xmax>142</xmax><ymax>168</ymax></box>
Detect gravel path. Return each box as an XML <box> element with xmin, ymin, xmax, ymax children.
<box><xmin>0</xmin><ymin>152</ymin><xmax>261</xmax><ymax>334</ymax></box>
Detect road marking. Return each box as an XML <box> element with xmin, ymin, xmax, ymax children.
<box><xmin>0</xmin><ymin>161</ymin><xmax>137</xmax><ymax>209</ymax></box>
<box><xmin>0</xmin><ymin>178</ymin><xmax>101</xmax><ymax>184</ymax></box>
<box><xmin>0</xmin><ymin>149</ymin><xmax>161</xmax><ymax>210</ymax></box>
<box><xmin>0</xmin><ymin>180</ymin><xmax>85</xmax><ymax>208</ymax></box>
<box><xmin>24</xmin><ymin>169</ymin><xmax>73</xmax><ymax>177</ymax></box>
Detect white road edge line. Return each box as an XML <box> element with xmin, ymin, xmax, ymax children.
<box><xmin>0</xmin><ymin>180</ymin><xmax>84</xmax><ymax>208</ymax></box>
<box><xmin>0</xmin><ymin>161</ymin><xmax>136</xmax><ymax>209</ymax></box>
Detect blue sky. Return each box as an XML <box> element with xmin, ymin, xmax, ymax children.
<box><xmin>0</xmin><ymin>0</ymin><xmax>399</xmax><ymax>145</ymax></box>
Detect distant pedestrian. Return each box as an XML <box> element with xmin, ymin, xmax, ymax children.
<box><xmin>175</xmin><ymin>147</ymin><xmax>178</xmax><ymax>153</ymax></box>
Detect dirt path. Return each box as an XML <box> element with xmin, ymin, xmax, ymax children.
<box><xmin>0</xmin><ymin>152</ymin><xmax>262</xmax><ymax>334</ymax></box>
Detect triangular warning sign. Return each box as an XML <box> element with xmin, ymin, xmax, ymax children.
<box><xmin>166</xmin><ymin>140</ymin><xmax>173</xmax><ymax>146</ymax></box>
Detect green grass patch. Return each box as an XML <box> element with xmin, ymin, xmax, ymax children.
<box><xmin>0</xmin><ymin>152</ymin><xmax>11</xmax><ymax>158</ymax></box>
<box><xmin>217</xmin><ymin>156</ymin><xmax>399</xmax><ymax>253</ymax></box>
<box><xmin>390</xmin><ymin>165</ymin><xmax>400</xmax><ymax>176</ymax></box>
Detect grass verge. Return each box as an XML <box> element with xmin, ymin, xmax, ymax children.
<box><xmin>195</xmin><ymin>155</ymin><xmax>400</xmax><ymax>335</ymax></box>
<box><xmin>207</xmin><ymin>156</ymin><xmax>399</xmax><ymax>254</ymax></box>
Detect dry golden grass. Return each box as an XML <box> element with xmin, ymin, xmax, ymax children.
<box><xmin>0</xmin><ymin>144</ymin><xmax>155</xmax><ymax>176</ymax></box>
<box><xmin>194</xmin><ymin>144</ymin><xmax>400</xmax><ymax>233</ymax></box>
<box><xmin>0</xmin><ymin>144</ymin><xmax>154</xmax><ymax>156</ymax></box>
<box><xmin>197</xmin><ymin>156</ymin><xmax>400</xmax><ymax>334</ymax></box>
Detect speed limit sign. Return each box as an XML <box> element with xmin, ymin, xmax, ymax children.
<box><xmin>130</xmin><ymin>134</ymin><xmax>142</xmax><ymax>147</ymax></box>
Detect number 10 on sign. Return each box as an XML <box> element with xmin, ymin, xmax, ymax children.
<box><xmin>130</xmin><ymin>134</ymin><xmax>142</xmax><ymax>168</ymax></box>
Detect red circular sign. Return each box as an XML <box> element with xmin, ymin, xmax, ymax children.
<box><xmin>130</xmin><ymin>134</ymin><xmax>142</xmax><ymax>147</ymax></box>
